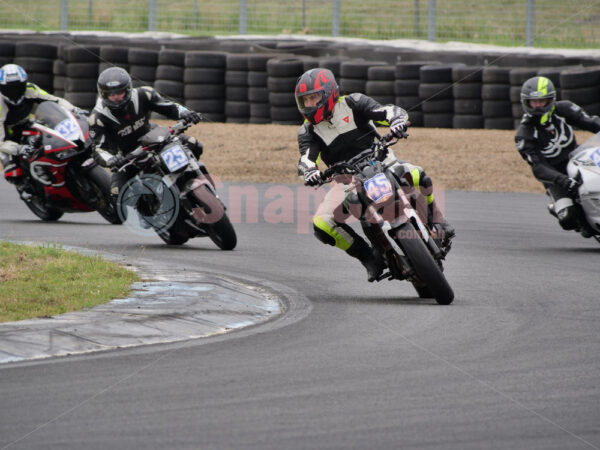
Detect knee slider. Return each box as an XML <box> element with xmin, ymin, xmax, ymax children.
<box><xmin>313</xmin><ymin>223</ymin><xmax>336</xmax><ymax>246</ymax></box>
<box><xmin>557</xmin><ymin>205</ymin><xmax>579</xmax><ymax>230</ymax></box>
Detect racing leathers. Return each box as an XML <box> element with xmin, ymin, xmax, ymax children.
<box><xmin>515</xmin><ymin>100</ymin><xmax>600</xmax><ymax>231</ymax></box>
<box><xmin>298</xmin><ymin>93</ymin><xmax>451</xmax><ymax>281</ymax></box>
<box><xmin>89</xmin><ymin>86</ymin><xmax>203</xmax><ymax>198</ymax></box>
<box><xmin>0</xmin><ymin>83</ymin><xmax>77</xmax><ymax>192</ymax></box>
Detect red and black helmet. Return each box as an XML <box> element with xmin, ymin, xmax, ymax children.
<box><xmin>295</xmin><ymin>68</ymin><xmax>339</xmax><ymax>125</ymax></box>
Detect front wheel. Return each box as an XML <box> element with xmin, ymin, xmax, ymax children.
<box><xmin>206</xmin><ymin>214</ymin><xmax>237</xmax><ymax>250</ymax></box>
<box><xmin>85</xmin><ymin>165</ymin><xmax>122</xmax><ymax>224</ymax></box>
<box><xmin>191</xmin><ymin>184</ymin><xmax>237</xmax><ymax>250</ymax></box>
<box><xmin>24</xmin><ymin>196</ymin><xmax>64</xmax><ymax>221</ymax></box>
<box><xmin>397</xmin><ymin>222</ymin><xmax>454</xmax><ymax>305</ymax></box>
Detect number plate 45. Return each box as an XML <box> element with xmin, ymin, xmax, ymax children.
<box><xmin>364</xmin><ymin>173</ymin><xmax>394</xmax><ymax>204</ymax></box>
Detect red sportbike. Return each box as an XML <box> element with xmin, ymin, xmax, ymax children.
<box><xmin>9</xmin><ymin>101</ymin><xmax>120</xmax><ymax>224</ymax></box>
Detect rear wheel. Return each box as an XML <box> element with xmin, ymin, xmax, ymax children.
<box><xmin>25</xmin><ymin>196</ymin><xmax>63</xmax><ymax>221</ymax></box>
<box><xmin>396</xmin><ymin>222</ymin><xmax>454</xmax><ymax>305</ymax></box>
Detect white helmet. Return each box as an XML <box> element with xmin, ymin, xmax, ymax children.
<box><xmin>0</xmin><ymin>64</ymin><xmax>28</xmax><ymax>106</ymax></box>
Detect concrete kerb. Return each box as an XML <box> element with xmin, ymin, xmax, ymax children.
<box><xmin>0</xmin><ymin>243</ymin><xmax>311</xmax><ymax>364</ymax></box>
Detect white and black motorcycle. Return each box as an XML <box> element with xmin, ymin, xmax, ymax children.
<box><xmin>319</xmin><ymin>133</ymin><xmax>454</xmax><ymax>305</ymax></box>
<box><xmin>107</xmin><ymin>120</ymin><xmax>237</xmax><ymax>249</ymax></box>
<box><xmin>566</xmin><ymin>131</ymin><xmax>600</xmax><ymax>243</ymax></box>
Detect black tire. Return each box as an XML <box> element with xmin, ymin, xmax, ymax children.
<box><xmin>158</xmin><ymin>229</ymin><xmax>189</xmax><ymax>245</ymax></box>
<box><xmin>248</xmin><ymin>71</ymin><xmax>269</xmax><ymax>87</ymax></box>
<box><xmin>482</xmin><ymin>67</ymin><xmax>511</xmax><ymax>84</ymax></box>
<box><xmin>481</xmin><ymin>84</ymin><xmax>511</xmax><ymax>100</ymax></box>
<box><xmin>482</xmin><ymin>100</ymin><xmax>512</xmax><ymax>118</ymax></box>
<box><xmin>185</xmin><ymin>51</ymin><xmax>227</xmax><ymax>69</ymax></box>
<box><xmin>395</xmin><ymin>61</ymin><xmax>440</xmax><ymax>80</ymax></box>
<box><xmin>82</xmin><ymin>165</ymin><xmax>122</xmax><ymax>224</ymax></box>
<box><xmin>422</xmin><ymin>98</ymin><xmax>453</xmax><ymax>113</ymax></box>
<box><xmin>365</xmin><ymin>80</ymin><xmax>394</xmax><ymax>96</ymax></box>
<box><xmin>419</xmin><ymin>64</ymin><xmax>460</xmax><ymax>83</ymax></box>
<box><xmin>158</xmin><ymin>49</ymin><xmax>186</xmax><ymax>66</ymax></box>
<box><xmin>65</xmin><ymin>62</ymin><xmax>99</xmax><ymax>78</ymax></box>
<box><xmin>154</xmin><ymin>80</ymin><xmax>184</xmax><ymax>98</ymax></box>
<box><xmin>156</xmin><ymin>65</ymin><xmax>184</xmax><ymax>81</ymax></box>
<box><xmin>452</xmin><ymin>114</ymin><xmax>484</xmax><ymax>129</ymax></box>
<box><xmin>184</xmin><ymin>83</ymin><xmax>225</xmax><ymax>100</ymax></box>
<box><xmin>418</xmin><ymin>82</ymin><xmax>453</xmax><ymax>99</ymax></box>
<box><xmin>454</xmin><ymin>99</ymin><xmax>482</xmax><ymax>115</ymax></box>
<box><xmin>183</xmin><ymin>68</ymin><xmax>225</xmax><ymax>84</ymax></box>
<box><xmin>452</xmin><ymin>65</ymin><xmax>483</xmax><ymax>83</ymax></box>
<box><xmin>192</xmin><ymin>185</ymin><xmax>237</xmax><ymax>250</ymax></box>
<box><xmin>226</xmin><ymin>54</ymin><xmax>249</xmax><ymax>71</ymax></box>
<box><xmin>453</xmin><ymin>83</ymin><xmax>482</xmax><ymax>99</ymax></box>
<box><xmin>267</xmin><ymin>58</ymin><xmax>304</xmax><ymax>77</ymax></box>
<box><xmin>560</xmin><ymin>67</ymin><xmax>600</xmax><ymax>89</ymax></box>
<box><xmin>394</xmin><ymin>79</ymin><xmax>420</xmax><ymax>96</ymax></box>
<box><xmin>339</xmin><ymin>78</ymin><xmax>366</xmax><ymax>95</ymax></box>
<box><xmin>15</xmin><ymin>42</ymin><xmax>58</xmax><ymax>58</ymax></box>
<box><xmin>13</xmin><ymin>57</ymin><xmax>53</xmax><ymax>73</ymax></box>
<box><xmin>128</xmin><ymin>48</ymin><xmax>159</xmax><ymax>66</ymax></box>
<box><xmin>340</xmin><ymin>60</ymin><xmax>385</xmax><ymax>78</ymax></box>
<box><xmin>368</xmin><ymin>65</ymin><xmax>395</xmax><ymax>81</ymax></box>
<box><xmin>396</xmin><ymin>222</ymin><xmax>454</xmax><ymax>305</ymax></box>
<box><xmin>25</xmin><ymin>196</ymin><xmax>64</xmax><ymax>222</ymax></box>
<box><xmin>423</xmin><ymin>113</ymin><xmax>453</xmax><ymax>128</ymax></box>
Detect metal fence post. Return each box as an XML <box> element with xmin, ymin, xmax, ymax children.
<box><xmin>526</xmin><ymin>0</ymin><xmax>535</xmax><ymax>47</ymax></box>
<box><xmin>332</xmin><ymin>0</ymin><xmax>340</xmax><ymax>37</ymax></box>
<box><xmin>60</xmin><ymin>0</ymin><xmax>69</xmax><ymax>31</ymax></box>
<box><xmin>239</xmin><ymin>0</ymin><xmax>247</xmax><ymax>34</ymax></box>
<box><xmin>149</xmin><ymin>0</ymin><xmax>156</xmax><ymax>31</ymax></box>
<box><xmin>427</xmin><ymin>0</ymin><xmax>436</xmax><ymax>41</ymax></box>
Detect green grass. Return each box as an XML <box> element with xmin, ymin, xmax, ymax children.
<box><xmin>0</xmin><ymin>0</ymin><xmax>598</xmax><ymax>49</ymax></box>
<box><xmin>0</xmin><ymin>242</ymin><xmax>138</xmax><ymax>323</ymax></box>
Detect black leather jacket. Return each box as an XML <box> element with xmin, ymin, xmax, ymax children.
<box><xmin>515</xmin><ymin>100</ymin><xmax>600</xmax><ymax>184</ymax></box>
<box><xmin>89</xmin><ymin>86</ymin><xmax>182</xmax><ymax>156</ymax></box>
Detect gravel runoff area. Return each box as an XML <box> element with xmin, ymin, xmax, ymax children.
<box><xmin>178</xmin><ymin>120</ymin><xmax>596</xmax><ymax>193</ymax></box>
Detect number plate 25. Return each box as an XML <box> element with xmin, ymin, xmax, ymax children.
<box><xmin>160</xmin><ymin>145</ymin><xmax>189</xmax><ymax>172</ymax></box>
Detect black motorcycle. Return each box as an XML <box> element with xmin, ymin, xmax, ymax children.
<box><xmin>320</xmin><ymin>133</ymin><xmax>454</xmax><ymax>305</ymax></box>
<box><xmin>111</xmin><ymin>120</ymin><xmax>237</xmax><ymax>249</ymax></box>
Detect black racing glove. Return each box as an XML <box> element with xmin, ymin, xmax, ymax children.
<box><xmin>180</xmin><ymin>109</ymin><xmax>202</xmax><ymax>124</ymax></box>
<box><xmin>558</xmin><ymin>175</ymin><xmax>581</xmax><ymax>196</ymax></box>
<box><xmin>108</xmin><ymin>154</ymin><xmax>127</xmax><ymax>169</ymax></box>
<box><xmin>18</xmin><ymin>145</ymin><xmax>34</xmax><ymax>158</ymax></box>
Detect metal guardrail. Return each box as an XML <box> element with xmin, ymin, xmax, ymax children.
<box><xmin>2</xmin><ymin>0</ymin><xmax>599</xmax><ymax>49</ymax></box>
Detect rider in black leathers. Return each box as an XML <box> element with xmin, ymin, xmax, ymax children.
<box><xmin>89</xmin><ymin>67</ymin><xmax>203</xmax><ymax>199</ymax></box>
<box><xmin>515</xmin><ymin>76</ymin><xmax>600</xmax><ymax>235</ymax></box>
<box><xmin>295</xmin><ymin>68</ymin><xmax>454</xmax><ymax>282</ymax></box>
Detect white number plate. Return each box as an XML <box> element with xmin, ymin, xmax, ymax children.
<box><xmin>160</xmin><ymin>145</ymin><xmax>189</xmax><ymax>172</ymax></box>
<box><xmin>364</xmin><ymin>173</ymin><xmax>394</xmax><ymax>204</ymax></box>
<box><xmin>55</xmin><ymin>118</ymin><xmax>81</xmax><ymax>141</ymax></box>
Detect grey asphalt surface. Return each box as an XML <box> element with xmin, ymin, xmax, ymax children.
<box><xmin>0</xmin><ymin>180</ymin><xmax>599</xmax><ymax>450</ymax></box>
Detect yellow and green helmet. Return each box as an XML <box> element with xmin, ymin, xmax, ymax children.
<box><xmin>520</xmin><ymin>76</ymin><xmax>556</xmax><ymax>121</ymax></box>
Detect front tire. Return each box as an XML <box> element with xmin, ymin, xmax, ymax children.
<box><xmin>397</xmin><ymin>222</ymin><xmax>454</xmax><ymax>305</ymax></box>
<box><xmin>24</xmin><ymin>196</ymin><xmax>64</xmax><ymax>221</ymax></box>
<box><xmin>85</xmin><ymin>165</ymin><xmax>122</xmax><ymax>224</ymax></box>
<box><xmin>191</xmin><ymin>184</ymin><xmax>237</xmax><ymax>250</ymax></box>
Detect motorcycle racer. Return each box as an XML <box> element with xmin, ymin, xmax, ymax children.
<box><xmin>0</xmin><ymin>64</ymin><xmax>81</xmax><ymax>200</ymax></box>
<box><xmin>89</xmin><ymin>67</ymin><xmax>203</xmax><ymax>200</ymax></box>
<box><xmin>295</xmin><ymin>68</ymin><xmax>454</xmax><ymax>282</ymax></box>
<box><xmin>515</xmin><ymin>76</ymin><xmax>600</xmax><ymax>235</ymax></box>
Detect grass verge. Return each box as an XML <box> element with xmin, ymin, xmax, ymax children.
<box><xmin>0</xmin><ymin>242</ymin><xmax>138</xmax><ymax>323</ymax></box>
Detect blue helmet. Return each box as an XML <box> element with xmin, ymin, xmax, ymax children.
<box><xmin>0</xmin><ymin>64</ymin><xmax>28</xmax><ymax>105</ymax></box>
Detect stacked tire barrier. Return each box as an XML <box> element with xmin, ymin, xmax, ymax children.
<box><xmin>394</xmin><ymin>61</ymin><xmax>439</xmax><ymax>127</ymax></box>
<box><xmin>267</xmin><ymin>57</ymin><xmax>305</xmax><ymax>125</ymax></box>
<box><xmin>225</xmin><ymin>53</ymin><xmax>251</xmax><ymax>123</ymax></box>
<box><xmin>14</xmin><ymin>42</ymin><xmax>57</xmax><ymax>94</ymax></box>
<box><xmin>339</xmin><ymin>60</ymin><xmax>385</xmax><ymax>97</ymax></box>
<box><xmin>128</xmin><ymin>48</ymin><xmax>158</xmax><ymax>90</ymax></box>
<box><xmin>98</xmin><ymin>46</ymin><xmax>130</xmax><ymax>75</ymax></box>
<box><xmin>0</xmin><ymin>40</ymin><xmax>14</xmax><ymax>68</ymax></box>
<box><xmin>63</xmin><ymin>45</ymin><xmax>100</xmax><ymax>111</ymax></box>
<box><xmin>247</xmin><ymin>54</ymin><xmax>275</xmax><ymax>124</ymax></box>
<box><xmin>0</xmin><ymin>33</ymin><xmax>599</xmax><ymax>129</ymax></box>
<box><xmin>183</xmin><ymin>51</ymin><xmax>227</xmax><ymax>123</ymax></box>
<box><xmin>366</xmin><ymin>65</ymin><xmax>396</xmax><ymax>106</ymax></box>
<box><xmin>452</xmin><ymin>65</ymin><xmax>484</xmax><ymax>129</ymax></box>
<box><xmin>560</xmin><ymin>66</ymin><xmax>600</xmax><ymax>116</ymax></box>
<box><xmin>420</xmin><ymin>64</ymin><xmax>462</xmax><ymax>129</ymax></box>
<box><xmin>151</xmin><ymin>49</ymin><xmax>186</xmax><ymax>119</ymax></box>
<box><xmin>509</xmin><ymin>68</ymin><xmax>539</xmax><ymax>128</ymax></box>
<box><xmin>481</xmin><ymin>66</ymin><xmax>513</xmax><ymax>130</ymax></box>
